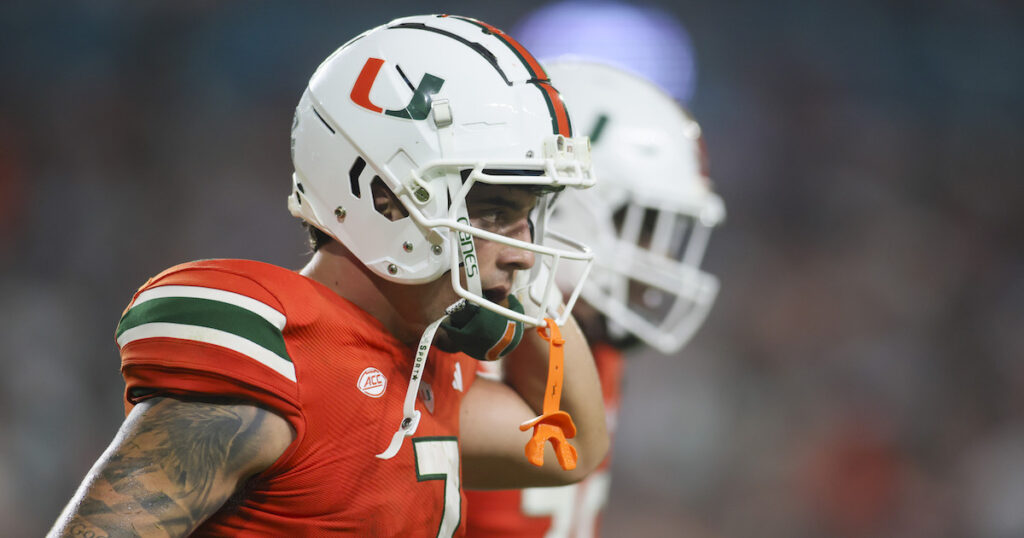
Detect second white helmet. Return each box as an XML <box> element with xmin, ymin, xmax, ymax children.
<box><xmin>544</xmin><ymin>60</ymin><xmax>725</xmax><ymax>353</ymax></box>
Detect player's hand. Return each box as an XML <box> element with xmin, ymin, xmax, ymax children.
<box><xmin>438</xmin><ymin>296</ymin><xmax>525</xmax><ymax>361</ymax></box>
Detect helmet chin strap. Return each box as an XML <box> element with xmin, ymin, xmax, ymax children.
<box><xmin>448</xmin><ymin>171</ymin><xmax>484</xmax><ymax>298</ymax></box>
<box><xmin>376</xmin><ymin>312</ymin><xmax>449</xmax><ymax>460</ymax></box>
<box><xmin>377</xmin><ymin>171</ymin><xmax>484</xmax><ymax>461</ymax></box>
<box><xmin>438</xmin><ymin>99</ymin><xmax>484</xmax><ymax>300</ymax></box>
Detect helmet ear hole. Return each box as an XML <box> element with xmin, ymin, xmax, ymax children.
<box><xmin>371</xmin><ymin>177</ymin><xmax>410</xmax><ymax>222</ymax></box>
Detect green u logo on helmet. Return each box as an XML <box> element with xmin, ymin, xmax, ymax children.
<box><xmin>350</xmin><ymin>57</ymin><xmax>445</xmax><ymax>121</ymax></box>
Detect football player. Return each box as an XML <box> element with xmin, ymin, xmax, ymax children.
<box><xmin>464</xmin><ymin>61</ymin><xmax>725</xmax><ymax>537</ymax></box>
<box><xmin>49</xmin><ymin>16</ymin><xmax>609</xmax><ymax>537</ymax></box>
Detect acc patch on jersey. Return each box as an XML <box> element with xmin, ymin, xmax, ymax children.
<box><xmin>358</xmin><ymin>367</ymin><xmax>387</xmax><ymax>397</ymax></box>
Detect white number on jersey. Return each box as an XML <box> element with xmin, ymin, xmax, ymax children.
<box><xmin>521</xmin><ymin>469</ymin><xmax>611</xmax><ymax>538</ymax></box>
<box><xmin>414</xmin><ymin>437</ymin><xmax>461</xmax><ymax>538</ymax></box>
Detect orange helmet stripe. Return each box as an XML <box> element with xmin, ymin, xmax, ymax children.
<box><xmin>452</xmin><ymin>16</ymin><xmax>572</xmax><ymax>136</ymax></box>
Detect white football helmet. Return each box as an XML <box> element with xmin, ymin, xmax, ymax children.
<box><xmin>543</xmin><ymin>60</ymin><xmax>725</xmax><ymax>353</ymax></box>
<box><xmin>289</xmin><ymin>15</ymin><xmax>595</xmax><ymax>327</ymax></box>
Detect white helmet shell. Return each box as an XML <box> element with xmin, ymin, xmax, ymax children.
<box><xmin>290</xmin><ymin>15</ymin><xmax>596</xmax><ymax>326</ymax></box>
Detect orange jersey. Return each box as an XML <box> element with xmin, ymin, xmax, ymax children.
<box><xmin>116</xmin><ymin>259</ymin><xmax>477</xmax><ymax>536</ymax></box>
<box><xmin>464</xmin><ymin>344</ymin><xmax>623</xmax><ymax>538</ymax></box>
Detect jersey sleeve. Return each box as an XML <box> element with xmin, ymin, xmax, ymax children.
<box><xmin>116</xmin><ymin>263</ymin><xmax>302</xmax><ymax>426</ymax></box>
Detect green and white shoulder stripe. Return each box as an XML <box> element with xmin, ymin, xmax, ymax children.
<box><xmin>116</xmin><ymin>285</ymin><xmax>295</xmax><ymax>382</ymax></box>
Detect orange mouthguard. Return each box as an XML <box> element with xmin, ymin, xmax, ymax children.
<box><xmin>519</xmin><ymin>318</ymin><xmax>578</xmax><ymax>471</ymax></box>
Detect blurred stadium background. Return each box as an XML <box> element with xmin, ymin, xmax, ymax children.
<box><xmin>2</xmin><ymin>1</ymin><xmax>1022</xmax><ymax>536</ymax></box>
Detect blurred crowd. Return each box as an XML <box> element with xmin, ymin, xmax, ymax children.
<box><xmin>2</xmin><ymin>1</ymin><xmax>1022</xmax><ymax>536</ymax></box>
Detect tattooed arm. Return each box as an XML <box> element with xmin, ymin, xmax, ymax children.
<box><xmin>49</xmin><ymin>396</ymin><xmax>294</xmax><ymax>538</ymax></box>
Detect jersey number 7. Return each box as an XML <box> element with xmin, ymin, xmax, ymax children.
<box><xmin>414</xmin><ymin>436</ymin><xmax>461</xmax><ymax>537</ymax></box>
